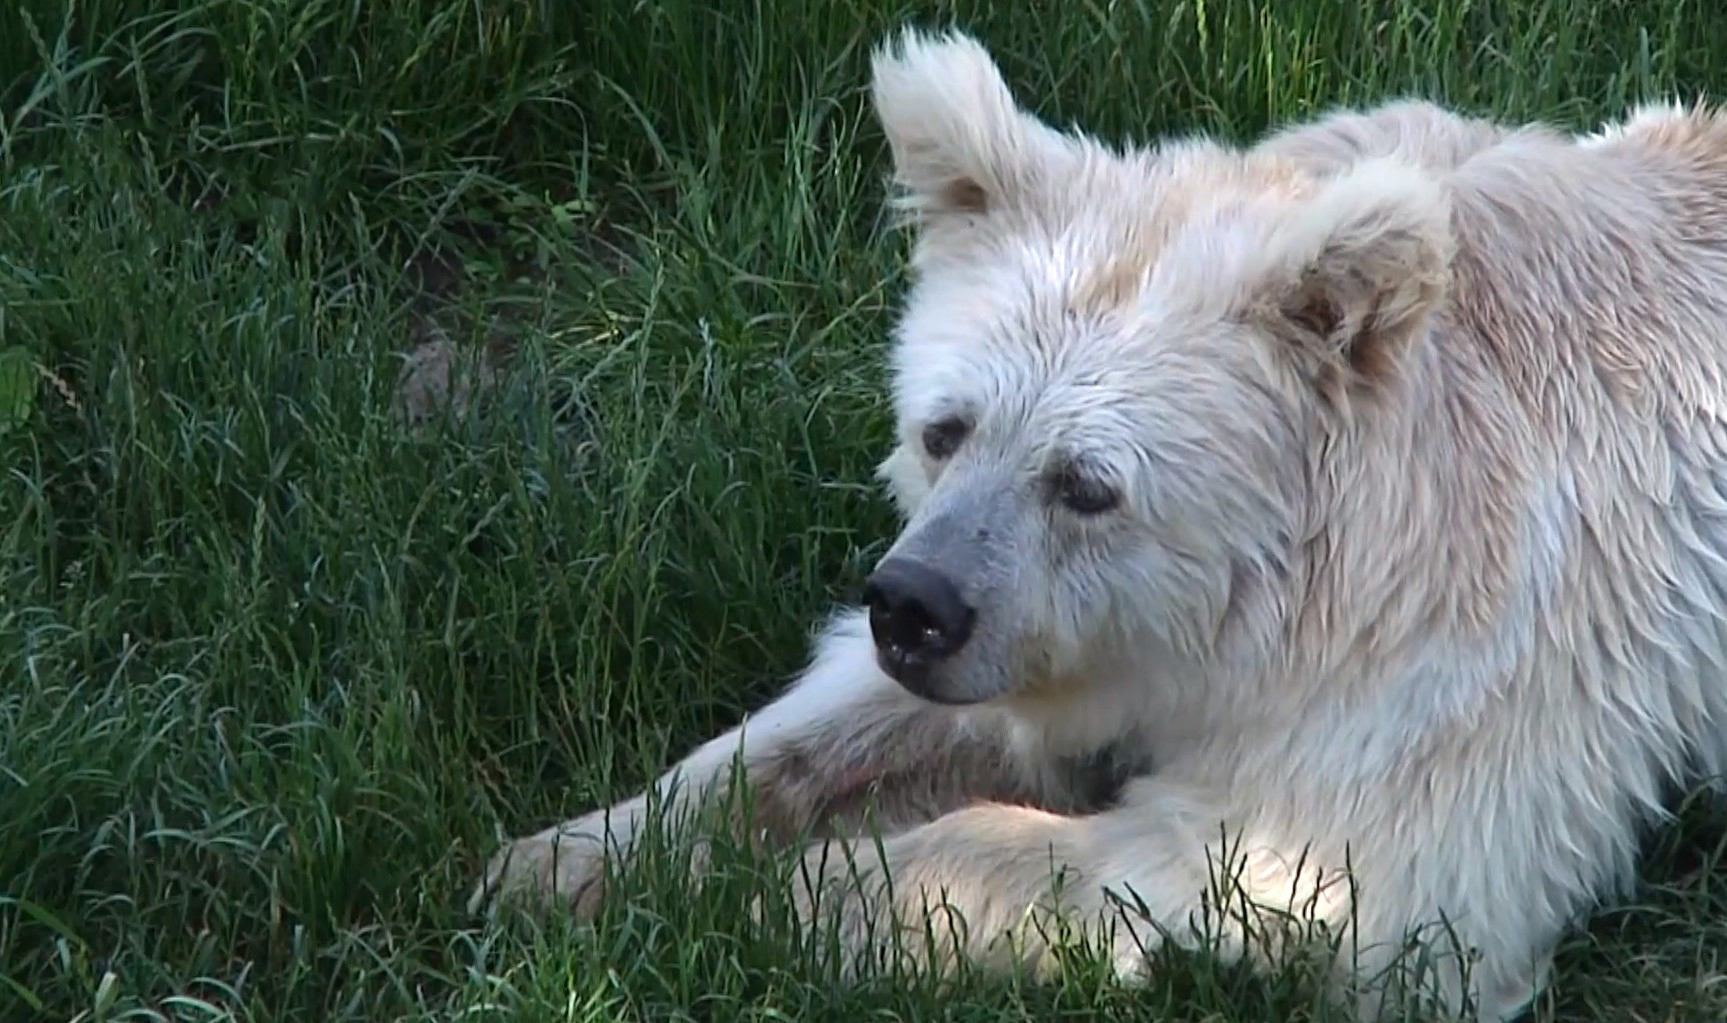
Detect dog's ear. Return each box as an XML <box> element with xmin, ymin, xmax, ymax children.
<box><xmin>1242</xmin><ymin>157</ymin><xmax>1454</xmax><ymax>384</ymax></box>
<box><xmin>869</xmin><ymin>28</ymin><xmax>1077</xmax><ymax>235</ymax></box>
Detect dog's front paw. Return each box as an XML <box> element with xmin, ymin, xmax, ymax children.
<box><xmin>468</xmin><ymin>811</ymin><xmax>632</xmax><ymax>921</ymax></box>
<box><xmin>788</xmin><ymin>837</ymin><xmax>951</xmax><ymax>978</ymax></box>
<box><xmin>789</xmin><ymin>839</ymin><xmax>886</xmax><ymax>971</ymax></box>
<box><xmin>785</xmin><ymin>820</ymin><xmax>1089</xmax><ymax>983</ymax></box>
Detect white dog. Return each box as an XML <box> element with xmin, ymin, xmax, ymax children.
<box><xmin>474</xmin><ymin>28</ymin><xmax>1727</xmax><ymax>1021</ymax></box>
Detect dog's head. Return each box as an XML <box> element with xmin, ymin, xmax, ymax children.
<box><xmin>861</xmin><ymin>29</ymin><xmax>1453</xmax><ymax>708</ymax></box>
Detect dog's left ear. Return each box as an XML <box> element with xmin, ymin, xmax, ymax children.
<box><xmin>1247</xmin><ymin>158</ymin><xmax>1454</xmax><ymax>380</ymax></box>
<box><xmin>869</xmin><ymin>28</ymin><xmax>1077</xmax><ymax>235</ymax></box>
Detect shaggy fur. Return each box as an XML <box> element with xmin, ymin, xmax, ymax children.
<box><xmin>472</xmin><ymin>28</ymin><xmax>1727</xmax><ymax>1021</ymax></box>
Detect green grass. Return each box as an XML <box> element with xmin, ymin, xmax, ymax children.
<box><xmin>4</xmin><ymin>0</ymin><xmax>1727</xmax><ymax>1019</ymax></box>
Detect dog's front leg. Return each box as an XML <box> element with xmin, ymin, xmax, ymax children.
<box><xmin>792</xmin><ymin>778</ymin><xmax>1312</xmax><ymax>982</ymax></box>
<box><xmin>469</xmin><ymin>608</ymin><xmax>1077</xmax><ymax>919</ymax></box>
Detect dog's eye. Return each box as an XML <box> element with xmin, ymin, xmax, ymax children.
<box><xmin>1053</xmin><ymin>467</ymin><xmax>1121</xmax><ymax>516</ymax></box>
<box><xmin>921</xmin><ymin>417</ymin><xmax>970</xmax><ymax>460</ymax></box>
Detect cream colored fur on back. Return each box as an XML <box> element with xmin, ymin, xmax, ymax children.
<box><xmin>473</xmin><ymin>31</ymin><xmax>1727</xmax><ymax>1022</ymax></box>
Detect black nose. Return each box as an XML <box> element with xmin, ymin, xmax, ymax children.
<box><xmin>862</xmin><ymin>558</ymin><xmax>975</xmax><ymax>682</ymax></box>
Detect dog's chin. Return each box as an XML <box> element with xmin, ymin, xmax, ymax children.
<box><xmin>876</xmin><ymin>650</ymin><xmax>1001</xmax><ymax>707</ymax></box>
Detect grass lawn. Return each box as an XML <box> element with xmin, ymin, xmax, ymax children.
<box><xmin>4</xmin><ymin>0</ymin><xmax>1727</xmax><ymax>1019</ymax></box>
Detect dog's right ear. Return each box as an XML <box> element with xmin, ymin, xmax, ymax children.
<box><xmin>870</xmin><ymin>28</ymin><xmax>1076</xmax><ymax>236</ymax></box>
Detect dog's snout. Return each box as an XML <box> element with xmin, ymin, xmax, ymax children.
<box><xmin>863</xmin><ymin>558</ymin><xmax>975</xmax><ymax>689</ymax></box>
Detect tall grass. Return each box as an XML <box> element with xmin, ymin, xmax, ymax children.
<box><xmin>3</xmin><ymin>1</ymin><xmax>1726</xmax><ymax>1019</ymax></box>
